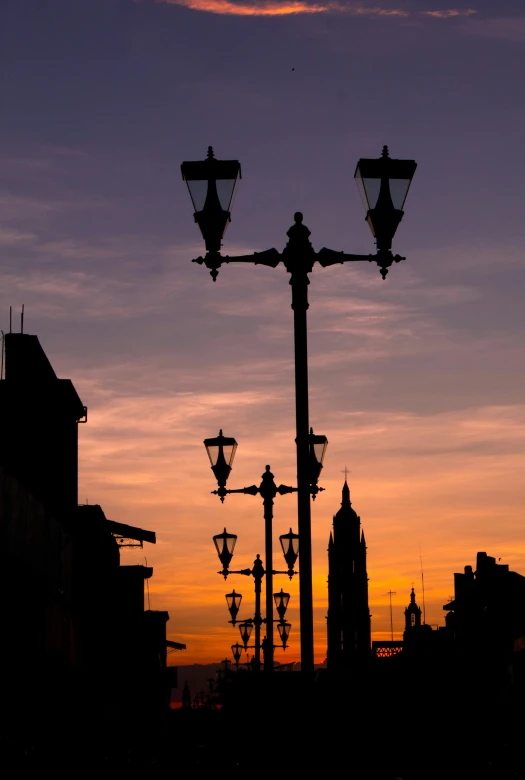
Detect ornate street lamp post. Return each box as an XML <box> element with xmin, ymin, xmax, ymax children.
<box><xmin>207</xmin><ymin>432</ymin><xmax>309</xmax><ymax>672</ymax></box>
<box><xmin>183</xmin><ymin>145</ymin><xmax>416</xmax><ymax>674</ymax></box>
<box><xmin>213</xmin><ymin>533</ymin><xmax>293</xmax><ymax>672</ymax></box>
<box><xmin>204</xmin><ymin>428</ymin><xmax>328</xmax><ymax>672</ymax></box>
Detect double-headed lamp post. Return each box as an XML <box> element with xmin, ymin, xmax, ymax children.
<box><xmin>182</xmin><ymin>145</ymin><xmax>416</xmax><ymax>674</ymax></box>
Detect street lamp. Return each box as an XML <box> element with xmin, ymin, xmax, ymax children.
<box><xmin>206</xmin><ymin>432</ymin><xmax>307</xmax><ymax>672</ymax></box>
<box><xmin>181</xmin><ymin>146</ymin><xmax>241</xmax><ymax>255</ymax></box>
<box><xmin>213</xmin><ymin>535</ymin><xmax>293</xmax><ymax>672</ymax></box>
<box><xmin>231</xmin><ymin>642</ymin><xmax>243</xmax><ymax>668</ymax></box>
<box><xmin>279</xmin><ymin>528</ymin><xmax>299</xmax><ymax>578</ymax></box>
<box><xmin>212</xmin><ymin>527</ymin><xmax>238</xmax><ymax>576</ymax></box>
<box><xmin>277</xmin><ymin>621</ymin><xmax>292</xmax><ymax>650</ymax></box>
<box><xmin>183</xmin><ymin>145</ymin><xmax>416</xmax><ymax>673</ymax></box>
<box><xmin>238</xmin><ymin>620</ymin><xmax>253</xmax><ymax>650</ymax></box>
<box><xmin>274</xmin><ymin>588</ymin><xmax>290</xmax><ymax>622</ymax></box>
<box><xmin>226</xmin><ymin>589</ymin><xmax>242</xmax><ymax>623</ymax></box>
<box><xmin>308</xmin><ymin>428</ymin><xmax>328</xmax><ymax>499</ymax></box>
<box><xmin>204</xmin><ymin>429</ymin><xmax>238</xmax><ymax>501</ymax></box>
<box><xmin>355</xmin><ymin>145</ymin><xmax>417</xmax><ymax>260</ymax></box>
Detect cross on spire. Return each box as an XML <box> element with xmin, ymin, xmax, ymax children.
<box><xmin>340</xmin><ymin>466</ymin><xmax>351</xmax><ymax>481</ymax></box>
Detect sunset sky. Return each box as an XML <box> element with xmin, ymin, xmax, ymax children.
<box><xmin>1</xmin><ymin>0</ymin><xmax>524</xmax><ymax>665</ymax></box>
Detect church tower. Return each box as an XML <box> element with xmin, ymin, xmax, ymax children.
<box><xmin>327</xmin><ymin>481</ymin><xmax>371</xmax><ymax>671</ymax></box>
<box><xmin>404</xmin><ymin>587</ymin><xmax>422</xmax><ymax>634</ymax></box>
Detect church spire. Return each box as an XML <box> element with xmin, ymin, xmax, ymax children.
<box><xmin>333</xmin><ymin>479</ymin><xmax>359</xmax><ymax>532</ymax></box>
<box><xmin>341</xmin><ymin>480</ymin><xmax>350</xmax><ymax>506</ymax></box>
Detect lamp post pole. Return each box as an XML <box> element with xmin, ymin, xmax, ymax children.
<box><xmin>251</xmin><ymin>555</ymin><xmax>264</xmax><ymax>672</ymax></box>
<box><xmin>284</xmin><ymin>217</ymin><xmax>316</xmax><ymax>673</ymax></box>
<box><xmin>182</xmin><ymin>145</ymin><xmax>417</xmax><ymax>675</ymax></box>
<box><xmin>261</xmin><ymin>468</ymin><xmax>276</xmax><ymax>672</ymax></box>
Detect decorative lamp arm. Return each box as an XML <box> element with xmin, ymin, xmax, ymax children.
<box><xmin>222</xmin><ymin>248</ymin><xmax>281</xmax><ymax>268</ymax></box>
<box><xmin>277</xmin><ymin>484</ymin><xmax>297</xmax><ymax>495</ymax></box>
<box><xmin>218</xmin><ymin>567</ymin><xmax>252</xmax><ymax>578</ymax></box>
<box><xmin>317</xmin><ymin>247</ymin><xmax>376</xmax><ymax>267</ymax></box>
<box><xmin>272</xmin><ymin>569</ymin><xmax>299</xmax><ymax>579</ymax></box>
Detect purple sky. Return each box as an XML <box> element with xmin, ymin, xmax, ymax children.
<box><xmin>1</xmin><ymin>0</ymin><xmax>525</xmax><ymax>662</ymax></box>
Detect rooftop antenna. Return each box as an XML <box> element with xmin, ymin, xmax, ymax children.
<box><xmin>384</xmin><ymin>590</ymin><xmax>396</xmax><ymax>641</ymax></box>
<box><xmin>419</xmin><ymin>544</ymin><xmax>426</xmax><ymax>625</ymax></box>
<box><xmin>21</xmin><ymin>304</ymin><xmax>24</xmax><ymax>334</ymax></box>
<box><xmin>145</xmin><ymin>557</ymin><xmax>151</xmax><ymax>610</ymax></box>
<box><xmin>1</xmin><ymin>331</ymin><xmax>4</xmax><ymax>380</ymax></box>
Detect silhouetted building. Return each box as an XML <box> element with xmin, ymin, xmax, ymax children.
<box><xmin>404</xmin><ymin>587</ymin><xmax>421</xmax><ymax>632</ymax></box>
<box><xmin>0</xmin><ymin>332</ymin><xmax>86</xmax><ymax>521</ymax></box>
<box><xmin>401</xmin><ymin>586</ymin><xmax>438</xmax><ymax>658</ymax></box>
<box><xmin>0</xmin><ymin>331</ymin><xmax>179</xmax><ymax>752</ymax></box>
<box><xmin>443</xmin><ymin>551</ymin><xmax>525</xmax><ymax>684</ymax></box>
<box><xmin>326</xmin><ymin>481</ymin><xmax>371</xmax><ymax>670</ymax></box>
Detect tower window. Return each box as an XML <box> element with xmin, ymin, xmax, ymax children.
<box><xmin>411</xmin><ymin>613</ymin><xmax>416</xmax><ymax>627</ymax></box>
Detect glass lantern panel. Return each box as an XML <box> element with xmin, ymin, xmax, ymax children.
<box><xmin>222</xmin><ymin>441</ymin><xmax>238</xmax><ymax>468</ymax></box>
<box><xmin>278</xmin><ymin>622</ymin><xmax>291</xmax><ymax>641</ymax></box>
<box><xmin>213</xmin><ymin>529</ymin><xmax>237</xmax><ymax>558</ymax></box>
<box><xmin>274</xmin><ymin>589</ymin><xmax>290</xmax><ymax>611</ymax></box>
<box><xmin>388</xmin><ymin>177</ymin><xmax>413</xmax><ymax>210</ymax></box>
<box><xmin>226</xmin><ymin>590</ymin><xmax>241</xmax><ymax>611</ymax></box>
<box><xmin>185</xmin><ymin>178</ymin><xmax>209</xmax><ymax>213</ymax></box>
<box><xmin>360</xmin><ymin>177</ymin><xmax>381</xmax><ymax>210</ymax></box>
<box><xmin>280</xmin><ymin>529</ymin><xmax>299</xmax><ymax>557</ymax></box>
<box><xmin>205</xmin><ymin>443</ymin><xmax>220</xmax><ymax>467</ymax></box>
<box><xmin>204</xmin><ymin>432</ymin><xmax>238</xmax><ymax>467</ymax></box>
<box><xmin>239</xmin><ymin>622</ymin><xmax>253</xmax><ymax>644</ymax></box>
<box><xmin>216</xmin><ymin>176</ymin><xmax>240</xmax><ymax>212</ymax></box>
<box><xmin>225</xmin><ymin>533</ymin><xmax>237</xmax><ymax>556</ymax></box>
<box><xmin>280</xmin><ymin>533</ymin><xmax>290</xmax><ymax>556</ymax></box>
<box><xmin>313</xmin><ymin>440</ymin><xmax>327</xmax><ymax>464</ymax></box>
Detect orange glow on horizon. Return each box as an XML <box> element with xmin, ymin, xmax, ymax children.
<box><xmin>76</xmin><ymin>352</ymin><xmax>525</xmax><ymax>665</ymax></box>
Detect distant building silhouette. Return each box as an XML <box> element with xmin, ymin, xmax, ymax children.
<box><xmin>400</xmin><ymin>586</ymin><xmax>437</xmax><ymax>658</ymax></box>
<box><xmin>326</xmin><ymin>481</ymin><xmax>371</xmax><ymax>670</ymax></box>
<box><xmin>404</xmin><ymin>587</ymin><xmax>422</xmax><ymax>631</ymax></box>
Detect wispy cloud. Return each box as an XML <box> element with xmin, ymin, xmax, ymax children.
<box><xmin>423</xmin><ymin>8</ymin><xmax>476</xmax><ymax>17</ymax></box>
<box><xmin>166</xmin><ymin>0</ymin><xmax>332</xmax><ymax>13</ymax></box>
<box><xmin>155</xmin><ymin>0</ymin><xmax>476</xmax><ymax>19</ymax></box>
